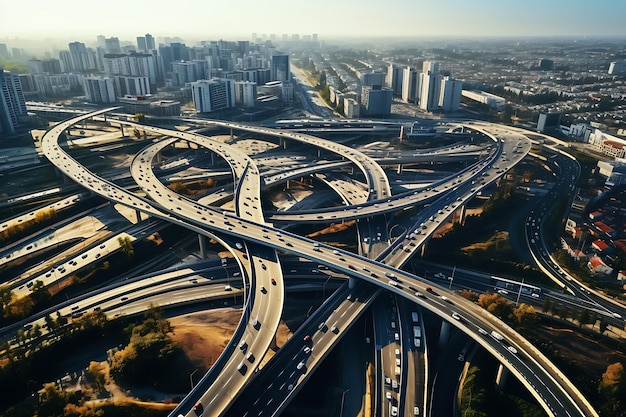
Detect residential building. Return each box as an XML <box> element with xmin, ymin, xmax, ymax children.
<box><xmin>190</xmin><ymin>78</ymin><xmax>236</xmax><ymax>112</ymax></box>
<box><xmin>361</xmin><ymin>85</ymin><xmax>392</xmax><ymax>116</ymax></box>
<box><xmin>608</xmin><ymin>60</ymin><xmax>626</xmax><ymax>75</ymax></box>
<box><xmin>386</xmin><ymin>63</ymin><xmax>403</xmax><ymax>95</ymax></box>
<box><xmin>401</xmin><ymin>66</ymin><xmax>419</xmax><ymax>103</ymax></box>
<box><xmin>361</xmin><ymin>72</ymin><xmax>386</xmax><ymax>87</ymax></box>
<box><xmin>344</xmin><ymin>98</ymin><xmax>360</xmax><ymax>118</ymax></box>
<box><xmin>115</xmin><ymin>76</ymin><xmax>150</xmax><ymax>96</ymax></box>
<box><xmin>271</xmin><ymin>53</ymin><xmax>290</xmax><ymax>82</ymax></box>
<box><xmin>0</xmin><ymin>68</ymin><xmax>28</xmax><ymax>134</ymax></box>
<box><xmin>234</xmin><ymin>81</ymin><xmax>257</xmax><ymax>107</ymax></box>
<box><xmin>105</xmin><ymin>37</ymin><xmax>121</xmax><ymax>54</ymax></box>
<box><xmin>84</xmin><ymin>76</ymin><xmax>116</xmax><ymax>103</ymax></box>
<box><xmin>438</xmin><ymin>76</ymin><xmax>462</xmax><ymax>112</ymax></box>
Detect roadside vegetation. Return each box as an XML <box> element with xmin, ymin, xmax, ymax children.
<box><xmin>0</xmin><ymin>305</ymin><xmax>186</xmax><ymax>417</ymax></box>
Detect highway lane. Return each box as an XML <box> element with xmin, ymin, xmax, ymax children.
<box><xmin>42</xmin><ymin>110</ymin><xmax>598</xmax><ymax>417</ymax></box>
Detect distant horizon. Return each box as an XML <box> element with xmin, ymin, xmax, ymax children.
<box><xmin>2</xmin><ymin>0</ymin><xmax>626</xmax><ymax>51</ymax></box>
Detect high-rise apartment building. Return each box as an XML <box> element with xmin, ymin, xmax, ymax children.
<box><xmin>191</xmin><ymin>79</ymin><xmax>236</xmax><ymax>113</ymax></box>
<box><xmin>386</xmin><ymin>63</ymin><xmax>404</xmax><ymax>95</ymax></box>
<box><xmin>419</xmin><ymin>61</ymin><xmax>442</xmax><ymax>111</ymax></box>
<box><xmin>401</xmin><ymin>66</ymin><xmax>419</xmax><ymax>103</ymax></box>
<box><xmin>136</xmin><ymin>36</ymin><xmax>147</xmax><ymax>53</ymax></box>
<box><xmin>84</xmin><ymin>76</ymin><xmax>116</xmax><ymax>103</ymax></box>
<box><xmin>234</xmin><ymin>81</ymin><xmax>257</xmax><ymax>107</ymax></box>
<box><xmin>0</xmin><ymin>68</ymin><xmax>27</xmax><ymax>134</ymax></box>
<box><xmin>361</xmin><ymin>85</ymin><xmax>392</xmax><ymax>116</ymax></box>
<box><xmin>0</xmin><ymin>44</ymin><xmax>9</xmax><ymax>59</ymax></box>
<box><xmin>438</xmin><ymin>76</ymin><xmax>462</xmax><ymax>112</ymax></box>
<box><xmin>105</xmin><ymin>37</ymin><xmax>121</xmax><ymax>54</ymax></box>
<box><xmin>68</xmin><ymin>42</ymin><xmax>97</xmax><ymax>71</ymax></box>
<box><xmin>361</xmin><ymin>72</ymin><xmax>386</xmax><ymax>87</ymax></box>
<box><xmin>145</xmin><ymin>34</ymin><xmax>155</xmax><ymax>51</ymax></box>
<box><xmin>271</xmin><ymin>53</ymin><xmax>290</xmax><ymax>82</ymax></box>
<box><xmin>115</xmin><ymin>76</ymin><xmax>150</xmax><ymax>96</ymax></box>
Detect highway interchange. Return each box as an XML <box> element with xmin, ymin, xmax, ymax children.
<box><xmin>7</xmin><ymin>107</ymin><xmax>606</xmax><ymax>417</ymax></box>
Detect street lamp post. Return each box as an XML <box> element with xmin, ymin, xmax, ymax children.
<box><xmin>515</xmin><ymin>278</ymin><xmax>525</xmax><ymax>306</ymax></box>
<box><xmin>448</xmin><ymin>265</ymin><xmax>457</xmax><ymax>290</ymax></box>
<box><xmin>340</xmin><ymin>389</ymin><xmax>350</xmax><ymax>417</ymax></box>
<box><xmin>189</xmin><ymin>368</ymin><xmax>198</xmax><ymax>390</ymax></box>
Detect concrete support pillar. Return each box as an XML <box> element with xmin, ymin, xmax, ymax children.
<box><xmin>439</xmin><ymin>321</ymin><xmax>451</xmax><ymax>346</ymax></box>
<box><xmin>459</xmin><ymin>204</ymin><xmax>467</xmax><ymax>226</ymax></box>
<box><xmin>269</xmin><ymin>333</ymin><xmax>279</xmax><ymax>351</ymax></box>
<box><xmin>495</xmin><ymin>364</ymin><xmax>509</xmax><ymax>391</ymax></box>
<box><xmin>211</xmin><ymin>152</ymin><xmax>215</xmax><ymax>166</ymax></box>
<box><xmin>420</xmin><ymin>239</ymin><xmax>427</xmax><ymax>257</ymax></box>
<box><xmin>348</xmin><ymin>277</ymin><xmax>358</xmax><ymax>289</ymax></box>
<box><xmin>198</xmin><ymin>234</ymin><xmax>207</xmax><ymax>259</ymax></box>
<box><xmin>135</xmin><ymin>210</ymin><xmax>142</xmax><ymax>224</ymax></box>
<box><xmin>397</xmin><ymin>163</ymin><xmax>403</xmax><ymax>175</ymax></box>
<box><xmin>230</xmin><ymin>128</ymin><xmax>234</xmax><ymax>140</ymax></box>
<box><xmin>120</xmin><ymin>124</ymin><xmax>125</xmax><ymax>137</ymax></box>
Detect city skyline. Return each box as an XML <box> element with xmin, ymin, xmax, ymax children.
<box><xmin>2</xmin><ymin>0</ymin><xmax>626</xmax><ymax>43</ymax></box>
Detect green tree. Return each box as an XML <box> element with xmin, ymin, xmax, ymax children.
<box><xmin>36</xmin><ymin>383</ymin><xmax>68</xmax><ymax>417</ymax></box>
<box><xmin>30</xmin><ymin>280</ymin><xmax>51</xmax><ymax>305</ymax></box>
<box><xmin>577</xmin><ymin>309</ymin><xmax>590</xmax><ymax>327</ymax></box>
<box><xmin>542</xmin><ymin>297</ymin><xmax>552</xmax><ymax>315</ymax></box>
<box><xmin>0</xmin><ymin>285</ymin><xmax>13</xmax><ymax>320</ymax></box>
<box><xmin>117</xmin><ymin>236</ymin><xmax>134</xmax><ymax>258</ymax></box>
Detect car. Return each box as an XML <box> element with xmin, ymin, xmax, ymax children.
<box><xmin>391</xmin><ymin>405</ymin><xmax>398</xmax><ymax>416</ymax></box>
<box><xmin>192</xmin><ymin>401</ymin><xmax>204</xmax><ymax>416</ymax></box>
<box><xmin>246</xmin><ymin>352</ymin><xmax>255</xmax><ymax>362</ymax></box>
<box><xmin>333</xmin><ymin>250</ymin><xmax>340</xmax><ymax>255</ymax></box>
<box><xmin>303</xmin><ymin>335</ymin><xmax>310</xmax><ymax>341</ymax></box>
<box><xmin>237</xmin><ymin>362</ymin><xmax>246</xmax><ymax>374</ymax></box>
<box><xmin>303</xmin><ymin>346</ymin><xmax>311</xmax><ymax>354</ymax></box>
<box><xmin>260</xmin><ymin>286</ymin><xmax>267</xmax><ymax>294</ymax></box>
<box><xmin>414</xmin><ymin>406</ymin><xmax>420</xmax><ymax>416</ymax></box>
<box><xmin>120</xmin><ymin>296</ymin><xmax>128</xmax><ymax>302</ymax></box>
<box><xmin>415</xmin><ymin>291</ymin><xmax>425</xmax><ymax>298</ymax></box>
<box><xmin>287</xmin><ymin>384</ymin><xmax>293</xmax><ymax>391</ymax></box>
<box><xmin>224</xmin><ymin>285</ymin><xmax>232</xmax><ymax>291</ymax></box>
<box><xmin>386</xmin><ymin>391</ymin><xmax>392</xmax><ymax>400</ymax></box>
<box><xmin>477</xmin><ymin>327</ymin><xmax>488</xmax><ymax>335</ymax></box>
<box><xmin>440</xmin><ymin>296</ymin><xmax>452</xmax><ymax>304</ymax></box>
<box><xmin>452</xmin><ymin>312</ymin><xmax>461</xmax><ymax>321</ymax></box>
<box><xmin>348</xmin><ymin>264</ymin><xmax>356</xmax><ymax>270</ymax></box>
<box><xmin>297</xmin><ymin>361</ymin><xmax>305</xmax><ymax>370</ymax></box>
<box><xmin>394</xmin><ymin>332</ymin><xmax>399</xmax><ymax>341</ymax></box>
<box><xmin>318</xmin><ymin>322</ymin><xmax>327</xmax><ymax>332</ymax></box>
<box><xmin>491</xmin><ymin>331</ymin><xmax>503</xmax><ymax>341</ymax></box>
<box><xmin>388</xmin><ymin>280</ymin><xmax>398</xmax><ymax>287</ymax></box>
<box><xmin>331</xmin><ymin>325</ymin><xmax>339</xmax><ymax>334</ymax></box>
<box><xmin>507</xmin><ymin>346</ymin><xmax>518</xmax><ymax>354</ymax></box>
<box><xmin>414</xmin><ymin>337</ymin><xmax>421</xmax><ymax>348</ymax></box>
<box><xmin>238</xmin><ymin>340</ymin><xmax>247</xmax><ymax>350</ymax></box>
<box><xmin>497</xmin><ymin>289</ymin><xmax>509</xmax><ymax>295</ymax></box>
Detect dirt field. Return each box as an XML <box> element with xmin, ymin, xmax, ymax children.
<box><xmin>169</xmin><ymin>309</ymin><xmax>295</xmax><ymax>371</ymax></box>
<box><xmin>529</xmin><ymin>322</ymin><xmax>626</xmax><ymax>379</ymax></box>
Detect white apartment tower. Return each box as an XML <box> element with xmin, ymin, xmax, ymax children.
<box><xmin>191</xmin><ymin>79</ymin><xmax>236</xmax><ymax>113</ymax></box>
<box><xmin>84</xmin><ymin>76</ymin><xmax>116</xmax><ymax>103</ymax></box>
<box><xmin>0</xmin><ymin>69</ymin><xmax>27</xmax><ymax>134</ymax></box>
<box><xmin>401</xmin><ymin>66</ymin><xmax>420</xmax><ymax>103</ymax></box>
<box><xmin>234</xmin><ymin>81</ymin><xmax>257</xmax><ymax>107</ymax></box>
<box><xmin>439</xmin><ymin>76</ymin><xmax>463</xmax><ymax>112</ymax></box>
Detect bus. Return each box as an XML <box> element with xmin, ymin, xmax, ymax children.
<box><xmin>490</xmin><ymin>276</ymin><xmax>542</xmax><ymax>297</ymax></box>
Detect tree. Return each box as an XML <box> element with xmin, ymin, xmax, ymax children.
<box><xmin>601</xmin><ymin>362</ymin><xmax>624</xmax><ymax>389</ymax></box>
<box><xmin>30</xmin><ymin>280</ymin><xmax>51</xmax><ymax>305</ymax></box>
<box><xmin>542</xmin><ymin>297</ymin><xmax>553</xmax><ymax>315</ymax></box>
<box><xmin>36</xmin><ymin>383</ymin><xmax>68</xmax><ymax>417</ymax></box>
<box><xmin>0</xmin><ymin>285</ymin><xmax>13</xmax><ymax>320</ymax></box>
<box><xmin>86</xmin><ymin>361</ymin><xmax>108</xmax><ymax>394</ymax></box>
<box><xmin>511</xmin><ymin>303</ymin><xmax>537</xmax><ymax>328</ymax></box>
<box><xmin>117</xmin><ymin>236</ymin><xmax>134</xmax><ymax>258</ymax></box>
<box><xmin>44</xmin><ymin>314</ymin><xmax>57</xmax><ymax>332</ymax></box>
<box><xmin>477</xmin><ymin>292</ymin><xmax>512</xmax><ymax>319</ymax></box>
<box><xmin>599</xmin><ymin>318</ymin><xmax>609</xmax><ymax>334</ymax></box>
<box><xmin>577</xmin><ymin>309</ymin><xmax>591</xmax><ymax>328</ymax></box>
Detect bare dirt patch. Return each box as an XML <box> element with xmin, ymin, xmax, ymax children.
<box><xmin>169</xmin><ymin>309</ymin><xmax>296</xmax><ymax>371</ymax></box>
<box><xmin>529</xmin><ymin>323</ymin><xmax>626</xmax><ymax>378</ymax></box>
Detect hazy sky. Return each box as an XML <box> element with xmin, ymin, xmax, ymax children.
<box><xmin>2</xmin><ymin>0</ymin><xmax>626</xmax><ymax>43</ymax></box>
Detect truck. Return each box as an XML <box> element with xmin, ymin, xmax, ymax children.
<box><xmin>411</xmin><ymin>311</ymin><xmax>419</xmax><ymax>322</ymax></box>
<box><xmin>413</xmin><ymin>326</ymin><xmax>421</xmax><ymax>338</ymax></box>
